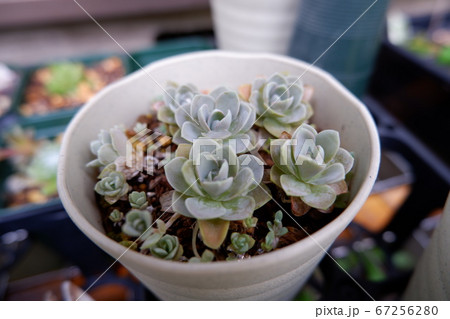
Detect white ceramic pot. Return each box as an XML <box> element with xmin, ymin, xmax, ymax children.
<box><xmin>57</xmin><ymin>51</ymin><xmax>380</xmax><ymax>300</ymax></box>
<box><xmin>403</xmin><ymin>193</ymin><xmax>450</xmax><ymax>301</ymax></box>
<box><xmin>210</xmin><ymin>0</ymin><xmax>301</xmax><ymax>54</ymax></box>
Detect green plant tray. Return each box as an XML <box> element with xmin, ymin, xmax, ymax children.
<box><xmin>11</xmin><ymin>53</ymin><xmax>133</xmax><ymax>127</ymax></box>
<box><xmin>0</xmin><ymin>123</ymin><xmax>68</xmax><ymax>219</ymax></box>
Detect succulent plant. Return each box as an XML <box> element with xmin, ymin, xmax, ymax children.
<box><xmin>140</xmin><ymin>220</ymin><xmax>167</xmax><ymax>251</ymax></box>
<box><xmin>243</xmin><ymin>216</ymin><xmax>258</xmax><ymax>228</ymax></box>
<box><xmin>149</xmin><ymin>234</ymin><xmax>183</xmax><ymax>260</ymax></box>
<box><xmin>94</xmin><ymin>169</ymin><xmax>130</xmax><ymax>205</ymax></box>
<box><xmin>128</xmin><ymin>191</ymin><xmax>148</xmax><ymax>209</ymax></box>
<box><xmin>172</xmin><ymin>87</ymin><xmax>256</xmax><ymax>153</ymax></box>
<box><xmin>45</xmin><ymin>62</ymin><xmax>84</xmax><ymax>95</ymax></box>
<box><xmin>87</xmin><ymin>126</ymin><xmax>127</xmax><ymax>168</ymax></box>
<box><xmin>164</xmin><ymin>138</ymin><xmax>270</xmax><ymax>249</ymax></box>
<box><xmin>261</xmin><ymin>211</ymin><xmax>288</xmax><ymax>252</ymax></box>
<box><xmin>157</xmin><ymin>82</ymin><xmax>199</xmax><ymax>135</ymax></box>
<box><xmin>189</xmin><ymin>249</ymin><xmax>215</xmax><ymax>263</ymax></box>
<box><xmin>250</xmin><ymin>73</ymin><xmax>313</xmax><ymax>137</ymax></box>
<box><xmin>108</xmin><ymin>209</ymin><xmax>124</xmax><ymax>223</ymax></box>
<box><xmin>228</xmin><ymin>232</ymin><xmax>255</xmax><ymax>255</ymax></box>
<box><xmin>26</xmin><ymin>141</ymin><xmax>60</xmax><ymax>196</ymax></box>
<box><xmin>270</xmin><ymin>124</ymin><xmax>354</xmax><ymax>211</ymax></box>
<box><xmin>121</xmin><ymin>209</ymin><xmax>153</xmax><ymax>239</ymax></box>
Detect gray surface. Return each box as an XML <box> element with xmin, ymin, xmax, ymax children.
<box><xmin>0</xmin><ymin>9</ymin><xmax>212</xmax><ymax>65</ymax></box>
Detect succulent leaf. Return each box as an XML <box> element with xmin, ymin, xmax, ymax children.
<box><xmin>45</xmin><ymin>63</ymin><xmax>84</xmax><ymax>95</ymax></box>
<box><xmin>270</xmin><ymin>124</ymin><xmax>353</xmax><ymax>210</ymax></box>
<box><xmin>228</xmin><ymin>232</ymin><xmax>255</xmax><ymax>255</ymax></box>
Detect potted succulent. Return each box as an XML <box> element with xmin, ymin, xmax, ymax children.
<box><xmin>58</xmin><ymin>51</ymin><xmax>379</xmax><ymax>300</ymax></box>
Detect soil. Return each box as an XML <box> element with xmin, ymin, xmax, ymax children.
<box><xmin>97</xmin><ymin>113</ymin><xmax>346</xmax><ymax>262</ymax></box>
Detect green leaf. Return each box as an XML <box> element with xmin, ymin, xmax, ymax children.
<box><xmin>171</xmin><ymin>192</ymin><xmax>194</xmax><ymax>218</ymax></box>
<box><xmin>216</xmin><ymin>91</ymin><xmax>240</xmax><ymax>118</ymax></box>
<box><xmin>270</xmin><ymin>165</ymin><xmax>283</xmax><ymax>187</ymax></box>
<box><xmin>221</xmin><ymin>196</ymin><xmax>256</xmax><ymax>221</ymax></box>
<box><xmin>238</xmin><ymin>154</ymin><xmax>264</xmax><ymax>185</ymax></box>
<box><xmin>45</xmin><ymin>62</ymin><xmax>84</xmax><ymax>95</ymax></box>
<box><xmin>164</xmin><ymin>157</ymin><xmax>197</xmax><ymax>197</ymax></box>
<box><xmin>280</xmin><ymin>174</ymin><xmax>311</xmax><ymax>197</ymax></box>
<box><xmin>263</xmin><ymin>117</ymin><xmax>287</xmax><ymax>137</ymax></box>
<box><xmin>247</xmin><ymin>183</ymin><xmax>271</xmax><ymax>209</ymax></box>
<box><xmin>330</xmin><ymin>148</ymin><xmax>354</xmax><ymax>174</ymax></box>
<box><xmin>201</xmin><ymin>177</ymin><xmax>233</xmax><ymax>197</ymax></box>
<box><xmin>185</xmin><ymin>197</ymin><xmax>227</xmax><ymax>220</ymax></box>
<box><xmin>198</xmin><ymin>219</ymin><xmax>230</xmax><ymax>249</ymax></box>
<box><xmin>315</xmin><ymin>130</ymin><xmax>340</xmax><ymax>163</ymax></box>
<box><xmin>308</xmin><ymin>163</ymin><xmax>345</xmax><ymax>186</ymax></box>
<box><xmin>157</xmin><ymin>105</ymin><xmax>176</xmax><ymax>125</ymax></box>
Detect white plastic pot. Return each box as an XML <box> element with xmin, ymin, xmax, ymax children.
<box><xmin>57</xmin><ymin>51</ymin><xmax>380</xmax><ymax>300</ymax></box>
<box><xmin>210</xmin><ymin>0</ymin><xmax>301</xmax><ymax>54</ymax></box>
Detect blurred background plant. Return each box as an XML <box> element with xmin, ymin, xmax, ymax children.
<box><xmin>0</xmin><ymin>127</ymin><xmax>61</xmax><ymax>207</ymax></box>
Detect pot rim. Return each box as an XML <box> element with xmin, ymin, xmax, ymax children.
<box><xmin>57</xmin><ymin>50</ymin><xmax>380</xmax><ymax>274</ymax></box>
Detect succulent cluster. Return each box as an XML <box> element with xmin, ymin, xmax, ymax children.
<box><xmin>157</xmin><ymin>82</ymin><xmax>199</xmax><ymax>135</ymax></box>
<box><xmin>228</xmin><ymin>232</ymin><xmax>255</xmax><ymax>255</ymax></box>
<box><xmin>165</xmin><ymin>139</ymin><xmax>270</xmax><ymax>249</ymax></box>
<box><xmin>261</xmin><ymin>211</ymin><xmax>288</xmax><ymax>252</ymax></box>
<box><xmin>250</xmin><ymin>73</ymin><xmax>313</xmax><ymax>137</ymax></box>
<box><xmin>87</xmin><ymin>126</ymin><xmax>127</xmax><ymax>168</ymax></box>
<box><xmin>270</xmin><ymin>124</ymin><xmax>354</xmax><ymax>211</ymax></box>
<box><xmin>94</xmin><ymin>170</ymin><xmax>129</xmax><ymax>205</ymax></box>
<box><xmin>171</xmin><ymin>87</ymin><xmax>256</xmax><ymax>154</ymax></box>
<box><xmin>129</xmin><ymin>191</ymin><xmax>148</xmax><ymax>209</ymax></box>
<box><xmin>87</xmin><ymin>74</ymin><xmax>355</xmax><ymax>263</ymax></box>
<box><xmin>149</xmin><ymin>234</ymin><xmax>183</xmax><ymax>260</ymax></box>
